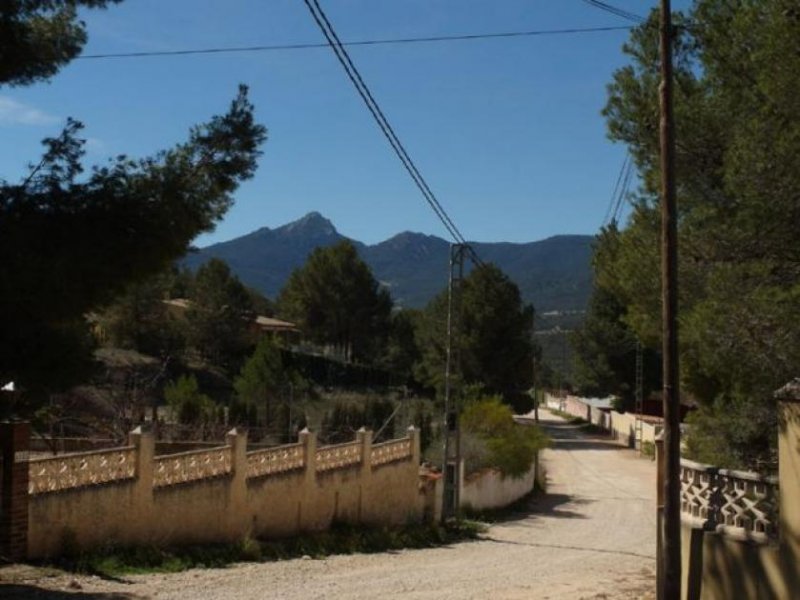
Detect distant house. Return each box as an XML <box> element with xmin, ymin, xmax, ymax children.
<box><xmin>163</xmin><ymin>298</ymin><xmax>300</xmax><ymax>341</ymax></box>
<box><xmin>253</xmin><ymin>315</ymin><xmax>300</xmax><ymax>335</ymax></box>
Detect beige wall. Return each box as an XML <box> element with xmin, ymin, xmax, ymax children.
<box><xmin>680</xmin><ymin>523</ymin><xmax>794</xmax><ymax>600</ymax></box>
<box><xmin>671</xmin><ymin>388</ymin><xmax>800</xmax><ymax>599</ymax></box>
<box><xmin>544</xmin><ymin>393</ymin><xmax>656</xmax><ymax>448</ymax></box>
<box><xmin>779</xmin><ymin>399</ymin><xmax>800</xmax><ymax>567</ymax></box>
<box><xmin>460</xmin><ymin>459</ymin><xmax>537</xmax><ymax>512</ymax></box>
<box><xmin>27</xmin><ymin>427</ymin><xmax>423</xmax><ymax>558</ymax></box>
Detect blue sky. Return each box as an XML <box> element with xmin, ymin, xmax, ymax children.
<box><xmin>0</xmin><ymin>0</ymin><xmax>691</xmax><ymax>246</ymax></box>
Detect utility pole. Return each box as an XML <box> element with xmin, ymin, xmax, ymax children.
<box><xmin>635</xmin><ymin>340</ymin><xmax>643</xmax><ymax>453</ymax></box>
<box><xmin>658</xmin><ymin>1</ymin><xmax>681</xmax><ymax>598</ymax></box>
<box><xmin>442</xmin><ymin>243</ymin><xmax>467</xmax><ymax>521</ymax></box>
<box><xmin>532</xmin><ymin>310</ymin><xmax>539</xmax><ymax>423</ymax></box>
<box><xmin>532</xmin><ymin>353</ymin><xmax>539</xmax><ymax>423</ymax></box>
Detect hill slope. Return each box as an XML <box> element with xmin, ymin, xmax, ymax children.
<box><xmin>184</xmin><ymin>212</ymin><xmax>594</xmax><ymax>312</ymax></box>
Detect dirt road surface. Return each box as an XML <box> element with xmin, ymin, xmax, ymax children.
<box><xmin>3</xmin><ymin>410</ymin><xmax>657</xmax><ymax>599</ymax></box>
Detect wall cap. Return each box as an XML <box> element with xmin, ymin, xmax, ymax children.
<box><xmin>774</xmin><ymin>378</ymin><xmax>800</xmax><ymax>402</ymax></box>
<box><xmin>130</xmin><ymin>423</ymin><xmax>154</xmax><ymax>435</ymax></box>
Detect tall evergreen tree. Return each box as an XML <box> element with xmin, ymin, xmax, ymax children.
<box><xmin>187</xmin><ymin>259</ymin><xmax>254</xmax><ymax>373</ymax></box>
<box><xmin>596</xmin><ymin>0</ymin><xmax>800</xmax><ymax>468</ymax></box>
<box><xmin>0</xmin><ymin>3</ymin><xmax>267</xmax><ymax>407</ymax></box>
<box><xmin>277</xmin><ymin>241</ymin><xmax>392</xmax><ymax>363</ymax></box>
<box><xmin>416</xmin><ymin>264</ymin><xmax>534</xmax><ymax>400</ymax></box>
<box><xmin>233</xmin><ymin>336</ymin><xmax>296</xmax><ymax>428</ymax></box>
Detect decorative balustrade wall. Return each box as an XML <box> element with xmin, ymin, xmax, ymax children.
<box><xmin>24</xmin><ymin>426</ymin><xmax>422</xmax><ymax>558</ymax></box>
<box><xmin>246</xmin><ymin>443</ymin><xmax>305</xmax><ymax>479</ymax></box>
<box><xmin>370</xmin><ymin>438</ymin><xmax>412</xmax><ymax>467</ymax></box>
<box><xmin>28</xmin><ymin>446</ymin><xmax>137</xmax><ymax>495</ymax></box>
<box><xmin>679</xmin><ymin>458</ymin><xmax>779</xmax><ymax>541</ymax></box>
<box><xmin>315</xmin><ymin>441</ymin><xmax>362</xmax><ymax>472</ymax></box>
<box><xmin>153</xmin><ymin>446</ymin><xmax>233</xmax><ymax>488</ymax></box>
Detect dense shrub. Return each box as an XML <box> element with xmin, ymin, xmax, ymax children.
<box><xmin>461</xmin><ymin>397</ymin><xmax>549</xmax><ymax>478</ymax></box>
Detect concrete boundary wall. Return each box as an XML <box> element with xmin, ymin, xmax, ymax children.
<box><xmin>545</xmin><ymin>393</ymin><xmax>657</xmax><ymax>448</ymax></box>
<box><xmin>659</xmin><ymin>380</ymin><xmax>800</xmax><ymax>599</ymax></box>
<box><xmin>25</xmin><ymin>427</ymin><xmax>423</xmax><ymax>558</ymax></box>
<box><xmin>460</xmin><ymin>459</ymin><xmax>537</xmax><ymax>512</ymax></box>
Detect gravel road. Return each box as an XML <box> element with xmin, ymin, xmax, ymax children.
<box><xmin>3</xmin><ymin>410</ymin><xmax>657</xmax><ymax>599</ymax></box>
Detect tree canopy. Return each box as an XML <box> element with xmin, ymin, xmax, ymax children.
<box><xmin>1</xmin><ymin>2</ymin><xmax>267</xmax><ymax>406</ymax></box>
<box><xmin>232</xmin><ymin>335</ymin><xmax>301</xmax><ymax>429</ymax></box>
<box><xmin>570</xmin><ymin>240</ymin><xmax>662</xmax><ymax>409</ymax></box>
<box><xmin>416</xmin><ymin>263</ymin><xmax>534</xmax><ymax>400</ymax></box>
<box><xmin>277</xmin><ymin>241</ymin><xmax>392</xmax><ymax>363</ymax></box>
<box><xmin>186</xmin><ymin>259</ymin><xmax>255</xmax><ymax>372</ymax></box>
<box><xmin>1</xmin><ymin>1</ymin><xmax>122</xmax><ymax>87</ymax></box>
<box><xmin>591</xmin><ymin>0</ymin><xmax>800</xmax><ymax>468</ymax></box>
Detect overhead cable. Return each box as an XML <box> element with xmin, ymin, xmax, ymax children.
<box><xmin>303</xmin><ymin>0</ymin><xmax>484</xmax><ymax>266</ymax></box>
<box><xmin>304</xmin><ymin>0</ymin><xmax>462</xmax><ymax>243</ymax></box>
<box><xmin>581</xmin><ymin>0</ymin><xmax>646</xmax><ymax>24</ymax></box>
<box><xmin>609</xmin><ymin>155</ymin><xmax>635</xmax><ymax>225</ymax></box>
<box><xmin>602</xmin><ymin>153</ymin><xmax>629</xmax><ymax>227</ymax></box>
<box><xmin>77</xmin><ymin>25</ymin><xmax>634</xmax><ymax>60</ymax></box>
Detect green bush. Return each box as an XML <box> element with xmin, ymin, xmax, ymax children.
<box><xmin>164</xmin><ymin>374</ymin><xmax>216</xmax><ymax>425</ymax></box>
<box><xmin>641</xmin><ymin>440</ymin><xmax>655</xmax><ymax>459</ymax></box>
<box><xmin>461</xmin><ymin>397</ymin><xmax>549</xmax><ymax>478</ymax></box>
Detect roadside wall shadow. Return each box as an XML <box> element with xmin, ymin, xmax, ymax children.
<box><xmin>481</xmin><ymin>492</ymin><xmax>591</xmax><ymax>525</ymax></box>
<box><xmin>550</xmin><ymin>439</ymin><xmax>626</xmax><ymax>452</ymax></box>
<box><xmin>0</xmin><ymin>584</ymin><xmax>139</xmax><ymax>600</ymax></box>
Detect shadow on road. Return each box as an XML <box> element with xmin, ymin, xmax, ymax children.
<box><xmin>549</xmin><ymin>439</ymin><xmax>625</xmax><ymax>452</ymax></box>
<box><xmin>480</xmin><ymin>537</ymin><xmax>656</xmax><ymax>561</ymax></box>
<box><xmin>476</xmin><ymin>492</ymin><xmax>591</xmax><ymax>525</ymax></box>
<box><xmin>0</xmin><ymin>585</ymin><xmax>139</xmax><ymax>600</ymax></box>
<box><xmin>534</xmin><ymin>419</ymin><xmax>626</xmax><ymax>452</ymax></box>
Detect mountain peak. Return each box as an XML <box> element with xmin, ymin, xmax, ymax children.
<box><xmin>278</xmin><ymin>211</ymin><xmax>337</xmax><ymax>237</ymax></box>
<box><xmin>186</xmin><ymin>213</ymin><xmax>594</xmax><ymax>311</ymax></box>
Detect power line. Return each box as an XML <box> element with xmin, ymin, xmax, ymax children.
<box><xmin>602</xmin><ymin>153</ymin><xmax>629</xmax><ymax>227</ymax></box>
<box><xmin>302</xmin><ymin>0</ymin><xmax>460</xmax><ymax>243</ymax></box>
<box><xmin>76</xmin><ymin>25</ymin><xmax>634</xmax><ymax>60</ymax></box>
<box><xmin>303</xmin><ymin>0</ymin><xmax>484</xmax><ymax>266</ymax></box>
<box><xmin>581</xmin><ymin>0</ymin><xmax>646</xmax><ymax>24</ymax></box>
<box><xmin>305</xmin><ymin>0</ymin><xmax>464</xmax><ymax>244</ymax></box>
<box><xmin>609</xmin><ymin>155</ymin><xmax>634</xmax><ymax>225</ymax></box>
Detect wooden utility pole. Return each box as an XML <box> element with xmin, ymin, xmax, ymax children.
<box><xmin>442</xmin><ymin>243</ymin><xmax>467</xmax><ymax>520</ymax></box>
<box><xmin>658</xmin><ymin>1</ymin><xmax>681</xmax><ymax>598</ymax></box>
<box><xmin>532</xmin><ymin>310</ymin><xmax>539</xmax><ymax>423</ymax></box>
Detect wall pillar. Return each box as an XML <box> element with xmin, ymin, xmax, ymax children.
<box><xmin>407</xmin><ymin>426</ymin><xmax>420</xmax><ymax>465</ymax></box>
<box><xmin>356</xmin><ymin>428</ymin><xmax>372</xmax><ymax>523</ymax></box>
<box><xmin>128</xmin><ymin>425</ymin><xmax>154</xmax><ymax>545</ymax></box>
<box><xmin>129</xmin><ymin>426</ymin><xmax>154</xmax><ymax>494</ymax></box>
<box><xmin>776</xmin><ymin>379</ymin><xmax>800</xmax><ymax>563</ymax></box>
<box><xmin>0</xmin><ymin>421</ymin><xmax>31</xmax><ymax>561</ymax></box>
<box><xmin>299</xmin><ymin>428</ymin><xmax>317</xmax><ymax>484</ymax></box>
<box><xmin>298</xmin><ymin>428</ymin><xmax>316</xmax><ymax>530</ymax></box>
<box><xmin>356</xmin><ymin>428</ymin><xmax>372</xmax><ymax>473</ymax></box>
<box><xmin>226</xmin><ymin>427</ymin><xmax>248</xmax><ymax>538</ymax></box>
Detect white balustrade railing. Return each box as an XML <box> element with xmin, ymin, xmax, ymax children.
<box><xmin>680</xmin><ymin>458</ymin><xmax>779</xmax><ymax>541</ymax></box>
<box><xmin>28</xmin><ymin>446</ymin><xmax>136</xmax><ymax>495</ymax></box>
<box><xmin>154</xmin><ymin>446</ymin><xmax>232</xmax><ymax>488</ymax></box>
<box><xmin>246</xmin><ymin>443</ymin><xmax>305</xmax><ymax>479</ymax></box>
<box><xmin>370</xmin><ymin>438</ymin><xmax>412</xmax><ymax>467</ymax></box>
<box><xmin>316</xmin><ymin>441</ymin><xmax>362</xmax><ymax>473</ymax></box>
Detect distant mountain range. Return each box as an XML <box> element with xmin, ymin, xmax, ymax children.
<box><xmin>184</xmin><ymin>212</ymin><xmax>595</xmax><ymax>313</ymax></box>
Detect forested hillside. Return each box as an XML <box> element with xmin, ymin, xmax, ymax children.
<box><xmin>184</xmin><ymin>212</ymin><xmax>594</xmax><ymax>313</ymax></box>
